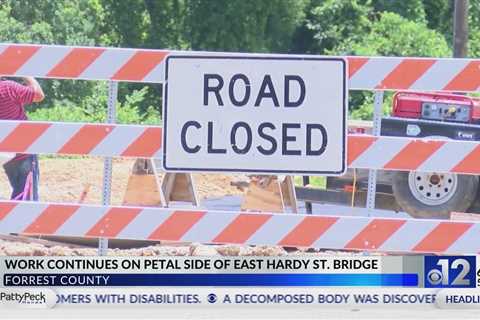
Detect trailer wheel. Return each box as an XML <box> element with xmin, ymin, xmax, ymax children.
<box><xmin>392</xmin><ymin>171</ymin><xmax>478</xmax><ymax>219</ymax></box>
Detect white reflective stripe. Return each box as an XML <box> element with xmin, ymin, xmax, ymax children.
<box><xmin>410</xmin><ymin>59</ymin><xmax>471</xmax><ymax>91</ymax></box>
<box><xmin>143</xmin><ymin>61</ymin><xmax>166</xmax><ymax>83</ymax></box>
<box><xmin>0</xmin><ymin>202</ymin><xmax>47</xmax><ymax>233</ymax></box>
<box><xmin>79</xmin><ymin>49</ymin><xmax>135</xmax><ymax>80</ymax></box>
<box><xmin>0</xmin><ymin>122</ymin><xmax>20</xmax><ymax>142</ymax></box>
<box><xmin>153</xmin><ymin>149</ymin><xmax>163</xmax><ymax>160</ymax></box>
<box><xmin>15</xmin><ymin>46</ymin><xmax>71</xmax><ymax>77</ymax></box>
<box><xmin>351</xmin><ymin>137</ymin><xmax>410</xmax><ymax>169</ymax></box>
<box><xmin>417</xmin><ymin>140</ymin><xmax>478</xmax><ymax>173</ymax></box>
<box><xmin>445</xmin><ymin>224</ymin><xmax>480</xmax><ymax>254</ymax></box>
<box><xmin>26</xmin><ymin>123</ymin><xmax>81</xmax><ymax>154</ymax></box>
<box><xmin>181</xmin><ymin>212</ymin><xmax>237</xmax><ymax>242</ymax></box>
<box><xmin>0</xmin><ymin>153</ymin><xmax>14</xmax><ymax>165</ymax></box>
<box><xmin>379</xmin><ymin>220</ymin><xmax>439</xmax><ymax>252</ymax></box>
<box><xmin>349</xmin><ymin>58</ymin><xmax>401</xmax><ymax>90</ymax></box>
<box><xmin>246</xmin><ymin>214</ymin><xmax>305</xmax><ymax>245</ymax></box>
<box><xmin>90</xmin><ymin>126</ymin><xmax>146</xmax><ymax>156</ymax></box>
<box><xmin>117</xmin><ymin>208</ymin><xmax>172</xmax><ymax>239</ymax></box>
<box><xmin>312</xmin><ymin>217</ymin><xmax>370</xmax><ymax>248</ymax></box>
<box><xmin>0</xmin><ymin>44</ymin><xmax>8</xmax><ymax>55</ymax></box>
<box><xmin>56</xmin><ymin>206</ymin><xmax>108</xmax><ymax>236</ymax></box>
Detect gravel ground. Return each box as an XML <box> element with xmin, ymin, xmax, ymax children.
<box><xmin>0</xmin><ymin>238</ymin><xmax>368</xmax><ymax>257</ymax></box>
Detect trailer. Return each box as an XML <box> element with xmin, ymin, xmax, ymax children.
<box><xmin>301</xmin><ymin>92</ymin><xmax>480</xmax><ymax>219</ymax></box>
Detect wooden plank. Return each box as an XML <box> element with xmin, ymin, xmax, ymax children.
<box><xmin>241</xmin><ymin>178</ymin><xmax>285</xmax><ymax>213</ymax></box>
<box><xmin>295</xmin><ymin>187</ymin><xmax>401</xmax><ymax>211</ymax></box>
<box><xmin>161</xmin><ymin>172</ymin><xmax>199</xmax><ymax>205</ymax></box>
<box><xmin>450</xmin><ymin>212</ymin><xmax>480</xmax><ymax>221</ymax></box>
<box><xmin>281</xmin><ymin>176</ymin><xmax>298</xmax><ymax>213</ymax></box>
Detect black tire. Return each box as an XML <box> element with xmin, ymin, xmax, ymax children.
<box><xmin>391</xmin><ymin>171</ymin><xmax>478</xmax><ymax>219</ymax></box>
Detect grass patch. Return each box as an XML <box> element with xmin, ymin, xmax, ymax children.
<box><xmin>293</xmin><ymin>176</ymin><xmax>326</xmax><ymax>189</ymax></box>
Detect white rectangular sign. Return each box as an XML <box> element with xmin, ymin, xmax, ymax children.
<box><xmin>163</xmin><ymin>55</ymin><xmax>347</xmax><ymax>175</ymax></box>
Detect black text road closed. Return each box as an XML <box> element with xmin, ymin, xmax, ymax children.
<box><xmin>163</xmin><ymin>55</ymin><xmax>347</xmax><ymax>175</ymax></box>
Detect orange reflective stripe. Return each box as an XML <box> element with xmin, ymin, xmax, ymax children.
<box><xmin>86</xmin><ymin>207</ymin><xmax>141</xmax><ymax>237</ymax></box>
<box><xmin>347</xmin><ymin>135</ymin><xmax>377</xmax><ymax>166</ymax></box>
<box><xmin>112</xmin><ymin>51</ymin><xmax>167</xmax><ymax>81</ymax></box>
<box><xmin>0</xmin><ymin>123</ymin><xmax>51</xmax><ymax>152</ymax></box>
<box><xmin>347</xmin><ymin>57</ymin><xmax>369</xmax><ymax>77</ymax></box>
<box><xmin>278</xmin><ymin>216</ymin><xmax>338</xmax><ymax>247</ymax></box>
<box><xmin>384</xmin><ymin>140</ymin><xmax>445</xmax><ymax>171</ymax></box>
<box><xmin>0</xmin><ymin>45</ymin><xmax>40</xmax><ymax>74</ymax></box>
<box><xmin>23</xmin><ymin>204</ymin><xmax>79</xmax><ymax>234</ymax></box>
<box><xmin>344</xmin><ymin>219</ymin><xmax>405</xmax><ymax>250</ymax></box>
<box><xmin>47</xmin><ymin>48</ymin><xmax>105</xmax><ymax>78</ymax></box>
<box><xmin>0</xmin><ymin>202</ymin><xmax>18</xmax><ymax>220</ymax></box>
<box><xmin>377</xmin><ymin>59</ymin><xmax>436</xmax><ymax>89</ymax></box>
<box><xmin>58</xmin><ymin>124</ymin><xmax>114</xmax><ymax>155</ymax></box>
<box><xmin>452</xmin><ymin>145</ymin><xmax>480</xmax><ymax>174</ymax></box>
<box><xmin>413</xmin><ymin>222</ymin><xmax>472</xmax><ymax>252</ymax></box>
<box><xmin>213</xmin><ymin>214</ymin><xmax>272</xmax><ymax>244</ymax></box>
<box><xmin>122</xmin><ymin>127</ymin><xmax>162</xmax><ymax>157</ymax></box>
<box><xmin>148</xmin><ymin>211</ymin><xmax>205</xmax><ymax>241</ymax></box>
<box><xmin>444</xmin><ymin>61</ymin><xmax>480</xmax><ymax>91</ymax></box>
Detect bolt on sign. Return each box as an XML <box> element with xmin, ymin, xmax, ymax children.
<box><xmin>163</xmin><ymin>55</ymin><xmax>347</xmax><ymax>175</ymax></box>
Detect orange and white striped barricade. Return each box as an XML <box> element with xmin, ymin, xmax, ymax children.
<box><xmin>0</xmin><ymin>200</ymin><xmax>479</xmax><ymax>254</ymax></box>
<box><xmin>2</xmin><ymin>119</ymin><xmax>480</xmax><ymax>175</ymax></box>
<box><xmin>1</xmin><ymin>43</ymin><xmax>479</xmax><ymax>91</ymax></box>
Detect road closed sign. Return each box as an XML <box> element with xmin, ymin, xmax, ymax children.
<box><xmin>163</xmin><ymin>55</ymin><xmax>347</xmax><ymax>175</ymax></box>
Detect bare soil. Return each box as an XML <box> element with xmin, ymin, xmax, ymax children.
<box><xmin>0</xmin><ymin>157</ymin><xmax>364</xmax><ymax>257</ymax></box>
<box><xmin>0</xmin><ymin>157</ymin><xmax>263</xmax><ymax>256</ymax></box>
<box><xmin>0</xmin><ymin>157</ymin><xmax>244</xmax><ymax>204</ymax></box>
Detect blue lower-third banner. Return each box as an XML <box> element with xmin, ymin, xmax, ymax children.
<box><xmin>3</xmin><ymin>273</ymin><xmax>418</xmax><ymax>287</ymax></box>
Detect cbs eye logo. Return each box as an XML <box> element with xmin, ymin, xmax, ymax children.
<box><xmin>207</xmin><ymin>293</ymin><xmax>217</xmax><ymax>303</ymax></box>
<box><xmin>424</xmin><ymin>256</ymin><xmax>476</xmax><ymax>288</ymax></box>
<box><xmin>426</xmin><ymin>269</ymin><xmax>443</xmax><ymax>285</ymax></box>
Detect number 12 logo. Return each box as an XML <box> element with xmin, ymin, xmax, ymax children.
<box><xmin>424</xmin><ymin>256</ymin><xmax>476</xmax><ymax>288</ymax></box>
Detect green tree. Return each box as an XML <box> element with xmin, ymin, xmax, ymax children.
<box><xmin>346</xmin><ymin>12</ymin><xmax>450</xmax><ymax>120</ymax></box>
<box><xmin>469</xmin><ymin>0</ymin><xmax>480</xmax><ymax>57</ymax></box>
<box><xmin>185</xmin><ymin>0</ymin><xmax>306</xmax><ymax>52</ymax></box>
<box><xmin>372</xmin><ymin>0</ymin><xmax>426</xmax><ymax>22</ymax></box>
<box><xmin>0</xmin><ymin>0</ymin><xmax>114</xmax><ymax>111</ymax></box>
<box><xmin>347</xmin><ymin>12</ymin><xmax>450</xmax><ymax>57</ymax></box>
<box><xmin>305</xmin><ymin>0</ymin><xmax>372</xmax><ymax>54</ymax></box>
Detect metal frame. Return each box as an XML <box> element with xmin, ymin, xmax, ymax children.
<box><xmin>98</xmin><ymin>81</ymin><xmax>118</xmax><ymax>255</ymax></box>
<box><xmin>366</xmin><ymin>91</ymin><xmax>384</xmax><ymax>211</ymax></box>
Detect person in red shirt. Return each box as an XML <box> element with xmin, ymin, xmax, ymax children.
<box><xmin>0</xmin><ymin>77</ymin><xmax>44</xmax><ymax>200</ymax></box>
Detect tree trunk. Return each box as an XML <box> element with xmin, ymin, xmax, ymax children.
<box><xmin>453</xmin><ymin>0</ymin><xmax>469</xmax><ymax>58</ymax></box>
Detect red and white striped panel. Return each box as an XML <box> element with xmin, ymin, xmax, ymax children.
<box><xmin>0</xmin><ymin>43</ymin><xmax>169</xmax><ymax>83</ymax></box>
<box><xmin>347</xmin><ymin>56</ymin><xmax>480</xmax><ymax>92</ymax></box>
<box><xmin>1</xmin><ymin>43</ymin><xmax>480</xmax><ymax>91</ymax></box>
<box><xmin>0</xmin><ymin>120</ymin><xmax>162</xmax><ymax>158</ymax></box>
<box><xmin>0</xmin><ymin>200</ymin><xmax>478</xmax><ymax>254</ymax></box>
<box><xmin>1</xmin><ymin>120</ymin><xmax>480</xmax><ymax>175</ymax></box>
<box><xmin>348</xmin><ymin>134</ymin><xmax>480</xmax><ymax>175</ymax></box>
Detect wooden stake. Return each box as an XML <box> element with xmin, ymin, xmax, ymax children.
<box><xmin>123</xmin><ymin>159</ymin><xmax>199</xmax><ymax>207</ymax></box>
<box><xmin>241</xmin><ymin>175</ymin><xmax>298</xmax><ymax>213</ymax></box>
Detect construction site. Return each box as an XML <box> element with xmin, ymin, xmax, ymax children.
<box><xmin>1</xmin><ymin>0</ymin><xmax>480</xmax><ymax>258</ymax></box>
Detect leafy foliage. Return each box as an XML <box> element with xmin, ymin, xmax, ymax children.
<box><xmin>346</xmin><ymin>12</ymin><xmax>450</xmax><ymax>57</ymax></box>
<box><xmin>0</xmin><ymin>0</ymin><xmax>477</xmax><ymax>123</ymax></box>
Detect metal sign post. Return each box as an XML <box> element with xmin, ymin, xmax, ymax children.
<box><xmin>366</xmin><ymin>91</ymin><xmax>384</xmax><ymax>212</ymax></box>
<box><xmin>98</xmin><ymin>81</ymin><xmax>118</xmax><ymax>256</ymax></box>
